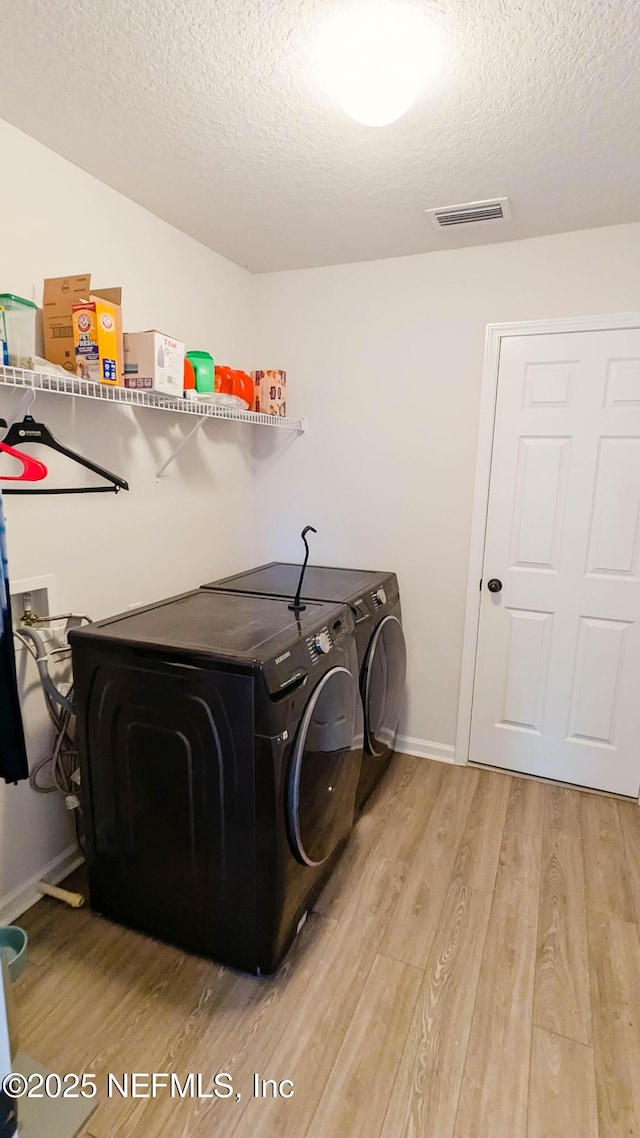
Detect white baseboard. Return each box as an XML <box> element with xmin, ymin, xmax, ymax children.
<box><xmin>396</xmin><ymin>735</ymin><xmax>457</xmax><ymax>764</ymax></box>
<box><xmin>0</xmin><ymin>845</ymin><xmax>84</xmax><ymax>927</ymax></box>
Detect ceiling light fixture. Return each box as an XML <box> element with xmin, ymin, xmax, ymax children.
<box><xmin>312</xmin><ymin>3</ymin><xmax>444</xmax><ymax>127</ymax></box>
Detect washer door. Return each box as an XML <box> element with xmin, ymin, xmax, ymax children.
<box><xmin>288</xmin><ymin>666</ymin><xmax>359</xmax><ymax>867</ymax></box>
<box><xmin>363</xmin><ymin>615</ymin><xmax>407</xmax><ymax>757</ymax></box>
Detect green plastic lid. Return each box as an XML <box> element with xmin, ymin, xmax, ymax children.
<box><xmin>0</xmin><ymin>293</ymin><xmax>37</xmax><ymax>309</ymax></box>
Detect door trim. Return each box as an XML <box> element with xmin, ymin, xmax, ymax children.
<box><xmin>454</xmin><ymin>312</ymin><xmax>640</xmax><ymax>800</ymax></box>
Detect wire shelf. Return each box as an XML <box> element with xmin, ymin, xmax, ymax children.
<box><xmin>0</xmin><ymin>365</ymin><xmax>305</xmax><ymax>432</ymax></box>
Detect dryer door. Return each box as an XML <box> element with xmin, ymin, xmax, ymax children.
<box><xmin>288</xmin><ymin>666</ymin><xmax>359</xmax><ymax>867</ymax></box>
<box><xmin>363</xmin><ymin>615</ymin><xmax>407</xmax><ymax>756</ymax></box>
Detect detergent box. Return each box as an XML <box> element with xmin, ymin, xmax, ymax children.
<box><xmin>72</xmin><ymin>295</ymin><xmax>123</xmax><ymax>385</ymax></box>
<box><xmin>123</xmin><ymin>331</ymin><xmax>185</xmax><ymax>396</ymax></box>
<box><xmin>252</xmin><ymin>369</ymin><xmax>287</xmax><ymax>416</ymax></box>
<box><xmin>44</xmin><ymin>276</ymin><xmax>123</xmax><ymax>375</ymax></box>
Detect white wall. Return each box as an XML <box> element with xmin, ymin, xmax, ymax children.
<box><xmin>0</xmin><ymin>119</ymin><xmax>257</xmax><ymax>919</ymax></box>
<box><xmin>253</xmin><ymin>223</ymin><xmax>640</xmax><ymax>757</ymax></box>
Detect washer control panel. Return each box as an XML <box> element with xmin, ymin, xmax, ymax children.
<box><xmin>263</xmin><ymin>606</ymin><xmax>354</xmax><ymax>693</ymax></box>
<box><xmin>314</xmin><ymin>630</ymin><xmax>332</xmax><ymax>655</ymax></box>
<box><xmin>306</xmin><ymin>625</ymin><xmax>331</xmax><ymax>665</ymax></box>
<box><xmin>306</xmin><ymin>613</ymin><xmax>350</xmax><ymax>665</ymax></box>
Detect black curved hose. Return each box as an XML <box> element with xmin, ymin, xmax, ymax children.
<box><xmin>289</xmin><ymin>525</ymin><xmax>317</xmax><ymax>613</ymax></box>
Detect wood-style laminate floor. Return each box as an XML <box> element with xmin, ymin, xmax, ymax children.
<box><xmin>13</xmin><ymin>755</ymin><xmax>640</xmax><ymax>1138</ymax></box>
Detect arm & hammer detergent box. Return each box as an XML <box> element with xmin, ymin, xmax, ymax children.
<box><xmin>72</xmin><ymin>295</ymin><xmax>123</xmax><ymax>385</ymax></box>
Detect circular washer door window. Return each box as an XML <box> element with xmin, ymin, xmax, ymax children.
<box><xmin>288</xmin><ymin>666</ymin><xmax>359</xmax><ymax>866</ymax></box>
<box><xmin>363</xmin><ymin>615</ymin><xmax>407</xmax><ymax>757</ymax></box>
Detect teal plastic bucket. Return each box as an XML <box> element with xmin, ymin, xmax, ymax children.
<box><xmin>0</xmin><ymin>926</ymin><xmax>28</xmax><ymax>982</ymax></box>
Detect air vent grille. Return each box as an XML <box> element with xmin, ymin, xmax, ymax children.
<box><xmin>426</xmin><ymin>198</ymin><xmax>512</xmax><ymax>230</ymax></box>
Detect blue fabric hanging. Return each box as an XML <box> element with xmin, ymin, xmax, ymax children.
<box><xmin>0</xmin><ymin>492</ymin><xmax>28</xmax><ymax>784</ymax></box>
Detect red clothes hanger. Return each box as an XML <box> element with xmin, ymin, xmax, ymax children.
<box><xmin>0</xmin><ymin>418</ymin><xmax>48</xmax><ymax>482</ymax></box>
<box><xmin>0</xmin><ymin>440</ymin><xmax>48</xmax><ymax>482</ymax></box>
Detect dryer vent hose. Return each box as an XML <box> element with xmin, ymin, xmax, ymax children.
<box><xmin>37</xmin><ymin>882</ymin><xmax>85</xmax><ymax>909</ymax></box>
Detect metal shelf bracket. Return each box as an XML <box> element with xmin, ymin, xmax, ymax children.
<box><xmin>155</xmin><ymin>415</ymin><xmax>208</xmax><ymax>480</ymax></box>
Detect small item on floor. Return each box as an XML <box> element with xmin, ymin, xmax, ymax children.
<box><xmin>1</xmin><ymin>926</ymin><xmax>26</xmax><ymax>1082</ymax></box>
<box><xmin>0</xmin><ymin>927</ymin><xmax>27</xmax><ymax>984</ymax></box>
<box><xmin>37</xmin><ymin>882</ymin><xmax>84</xmax><ymax>909</ymax></box>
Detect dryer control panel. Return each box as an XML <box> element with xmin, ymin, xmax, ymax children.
<box><xmin>370</xmin><ymin>573</ymin><xmax>399</xmax><ymax>610</ymax></box>
<box><xmin>348</xmin><ymin>573</ymin><xmax>400</xmax><ymax>626</ymax></box>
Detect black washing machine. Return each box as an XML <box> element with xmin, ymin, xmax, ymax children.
<box><xmin>202</xmin><ymin>564</ymin><xmax>406</xmax><ymax>811</ymax></box>
<box><xmin>69</xmin><ymin>589</ymin><xmax>363</xmax><ymax>974</ymax></box>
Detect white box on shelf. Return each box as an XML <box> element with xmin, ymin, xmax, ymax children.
<box><xmin>123</xmin><ymin>331</ymin><xmax>185</xmax><ymax>396</ymax></box>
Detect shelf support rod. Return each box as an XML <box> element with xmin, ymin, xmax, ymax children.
<box><xmin>155</xmin><ymin>415</ymin><xmax>208</xmax><ymax>480</ymax></box>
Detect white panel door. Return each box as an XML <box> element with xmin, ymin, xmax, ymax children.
<box><xmin>470</xmin><ymin>330</ymin><xmax>640</xmax><ymax>796</ymax></box>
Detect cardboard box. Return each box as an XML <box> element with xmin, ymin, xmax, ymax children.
<box><xmin>42</xmin><ymin>275</ymin><xmax>90</xmax><ymax>372</ymax></box>
<box><xmin>253</xmin><ymin>369</ymin><xmax>287</xmax><ymax>416</ymax></box>
<box><xmin>72</xmin><ymin>295</ymin><xmax>123</xmax><ymax>385</ymax></box>
<box><xmin>123</xmin><ymin>331</ymin><xmax>185</xmax><ymax>396</ymax></box>
<box><xmin>43</xmin><ymin>276</ymin><xmax>123</xmax><ymax>377</ymax></box>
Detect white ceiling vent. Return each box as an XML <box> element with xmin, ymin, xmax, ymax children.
<box><xmin>426</xmin><ymin>197</ymin><xmax>512</xmax><ymax>230</ymax></box>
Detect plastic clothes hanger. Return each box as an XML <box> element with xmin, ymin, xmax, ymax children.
<box><xmin>1</xmin><ymin>408</ymin><xmax>129</xmax><ymax>495</ymax></box>
<box><xmin>0</xmin><ymin>420</ymin><xmax>48</xmax><ymax>482</ymax></box>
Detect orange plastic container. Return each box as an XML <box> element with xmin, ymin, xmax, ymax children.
<box><xmin>183</xmin><ymin>357</ymin><xmax>196</xmax><ymax>391</ymax></box>
<box><xmin>231</xmin><ymin>370</ymin><xmax>254</xmax><ymax>407</ymax></box>
<box><xmin>214</xmin><ymin>365</ymin><xmax>234</xmax><ymax>394</ymax></box>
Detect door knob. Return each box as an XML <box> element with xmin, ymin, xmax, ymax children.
<box><xmin>487</xmin><ymin>579</ymin><xmax>503</xmax><ymax>593</ymax></box>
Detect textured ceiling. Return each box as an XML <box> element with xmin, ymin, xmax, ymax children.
<box><xmin>0</xmin><ymin>0</ymin><xmax>638</xmax><ymax>272</ymax></box>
